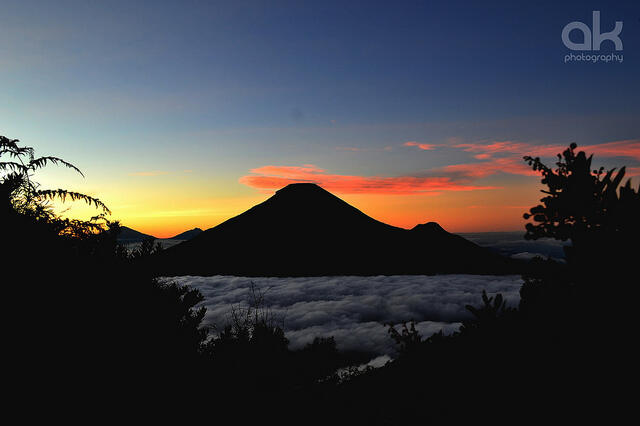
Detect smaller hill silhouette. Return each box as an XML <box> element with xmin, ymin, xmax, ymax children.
<box><xmin>169</xmin><ymin>227</ymin><xmax>203</xmax><ymax>240</ymax></box>
<box><xmin>156</xmin><ymin>183</ymin><xmax>515</xmax><ymax>276</ymax></box>
<box><xmin>117</xmin><ymin>226</ymin><xmax>156</xmax><ymax>244</ymax></box>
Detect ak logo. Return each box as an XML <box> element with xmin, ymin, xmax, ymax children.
<box><xmin>562</xmin><ymin>11</ymin><xmax>623</xmax><ymax>51</ymax></box>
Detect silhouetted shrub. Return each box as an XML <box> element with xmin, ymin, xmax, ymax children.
<box><xmin>341</xmin><ymin>143</ymin><xmax>637</xmax><ymax>424</ymax></box>
<box><xmin>1</xmin><ymin>135</ymin><xmax>110</xmax><ymax>235</ymax></box>
<box><xmin>208</xmin><ymin>283</ymin><xmax>288</xmax><ymax>354</ymax></box>
<box><xmin>2</xmin><ymin>135</ymin><xmax>212</xmax><ymax>403</ymax></box>
<box><xmin>523</xmin><ymin>142</ymin><xmax>640</xmax><ymax>273</ymax></box>
<box><xmin>460</xmin><ymin>290</ymin><xmax>516</xmax><ymax>332</ymax></box>
<box><xmin>386</xmin><ymin>321</ymin><xmax>422</xmax><ymax>356</ymax></box>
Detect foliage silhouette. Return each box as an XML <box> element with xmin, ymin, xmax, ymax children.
<box><xmin>1</xmin><ymin>135</ymin><xmax>109</xmax><ymax>225</ymax></box>
<box><xmin>2</xmin><ymin>136</ymin><xmax>375</xmax><ymax>422</ymax></box>
<box><xmin>386</xmin><ymin>321</ymin><xmax>422</xmax><ymax>356</ymax></box>
<box><xmin>2</xmin><ymin>136</ymin><xmax>213</xmax><ymax>410</ymax></box>
<box><xmin>523</xmin><ymin>142</ymin><xmax>640</xmax><ymax>270</ymax></box>
<box><xmin>201</xmin><ymin>283</ymin><xmax>371</xmax><ymax>398</ymax></box>
<box><xmin>324</xmin><ymin>143</ymin><xmax>636</xmax><ymax>424</ymax></box>
<box><xmin>204</xmin><ymin>283</ymin><xmax>289</xmax><ymax>385</ymax></box>
<box><xmin>5</xmin><ymin>136</ymin><xmax>634</xmax><ymax>424</ymax></box>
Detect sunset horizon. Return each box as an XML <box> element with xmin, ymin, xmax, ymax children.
<box><xmin>3</xmin><ymin>1</ymin><xmax>638</xmax><ymax>238</ymax></box>
<box><xmin>12</xmin><ymin>137</ymin><xmax>640</xmax><ymax>239</ymax></box>
<box><xmin>4</xmin><ymin>1</ymin><xmax>639</xmax><ymax>422</ymax></box>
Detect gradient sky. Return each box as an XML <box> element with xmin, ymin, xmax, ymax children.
<box><xmin>2</xmin><ymin>0</ymin><xmax>639</xmax><ymax>237</ymax></box>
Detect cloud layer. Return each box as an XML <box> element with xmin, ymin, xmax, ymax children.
<box><xmin>460</xmin><ymin>231</ymin><xmax>567</xmax><ymax>260</ymax></box>
<box><xmin>160</xmin><ymin>274</ymin><xmax>523</xmax><ymax>356</ymax></box>
<box><xmin>448</xmin><ymin>139</ymin><xmax>640</xmax><ymax>178</ymax></box>
<box><xmin>239</xmin><ymin>165</ymin><xmax>498</xmax><ymax>195</ymax></box>
<box><xmin>239</xmin><ymin>139</ymin><xmax>639</xmax><ymax>195</ymax></box>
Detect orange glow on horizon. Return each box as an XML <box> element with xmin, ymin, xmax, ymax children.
<box><xmin>41</xmin><ymin>138</ymin><xmax>639</xmax><ymax>238</ymax></box>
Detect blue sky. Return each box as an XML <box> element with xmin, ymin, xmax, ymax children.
<box><xmin>1</xmin><ymin>0</ymin><xmax>639</xmax><ymax>235</ymax></box>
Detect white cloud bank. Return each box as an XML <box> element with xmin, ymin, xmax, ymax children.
<box><xmin>160</xmin><ymin>274</ymin><xmax>523</xmax><ymax>356</ymax></box>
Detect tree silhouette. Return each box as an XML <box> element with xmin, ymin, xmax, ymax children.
<box><xmin>2</xmin><ymin>136</ymin><xmax>216</xmax><ymax>409</ymax></box>
<box><xmin>2</xmin><ymin>136</ymin><xmax>108</xmax><ymax>213</ymax></box>
<box><xmin>1</xmin><ymin>135</ymin><xmax>114</xmax><ymax>251</ymax></box>
<box><xmin>5</xmin><ymin>136</ymin><xmax>633</xmax><ymax>423</ymax></box>
<box><xmin>523</xmin><ymin>142</ymin><xmax>640</xmax><ymax>271</ymax></box>
<box><xmin>346</xmin><ymin>143</ymin><xmax>638</xmax><ymax>424</ymax></box>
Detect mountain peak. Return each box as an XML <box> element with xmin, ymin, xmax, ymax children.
<box><xmin>117</xmin><ymin>226</ymin><xmax>157</xmax><ymax>243</ymax></box>
<box><xmin>170</xmin><ymin>227</ymin><xmax>204</xmax><ymax>240</ymax></box>
<box><xmin>276</xmin><ymin>182</ymin><xmax>327</xmax><ymax>195</ymax></box>
<box><xmin>412</xmin><ymin>222</ymin><xmax>447</xmax><ymax>234</ymax></box>
<box><xmin>159</xmin><ymin>185</ymin><xmax>511</xmax><ymax>276</ymax></box>
<box><xmin>271</xmin><ymin>183</ymin><xmax>341</xmax><ymax>206</ymax></box>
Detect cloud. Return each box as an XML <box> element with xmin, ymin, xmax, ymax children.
<box><xmin>403</xmin><ymin>141</ymin><xmax>440</xmax><ymax>151</ymax></box>
<box><xmin>511</xmin><ymin>252</ymin><xmax>548</xmax><ymax>260</ymax></box>
<box><xmin>239</xmin><ymin>165</ymin><xmax>499</xmax><ymax>195</ymax></box>
<box><xmin>242</xmin><ymin>139</ymin><xmax>639</xmax><ymax>196</ymax></box>
<box><xmin>439</xmin><ymin>156</ymin><xmax>538</xmax><ymax>179</ymax></box>
<box><xmin>453</xmin><ymin>141</ymin><xmax>561</xmax><ymax>159</ymax></box>
<box><xmin>454</xmin><ymin>139</ymin><xmax>640</xmax><ymax>161</ymax></box>
<box><xmin>160</xmin><ymin>274</ymin><xmax>523</xmax><ymax>356</ymax></box>
<box><xmin>402</xmin><ymin>139</ymin><xmax>640</xmax><ymax>181</ymax></box>
<box><xmin>474</xmin><ymin>153</ymin><xmax>492</xmax><ymax>160</ymax></box>
<box><xmin>585</xmin><ymin>140</ymin><xmax>640</xmax><ymax>161</ymax></box>
<box><xmin>460</xmin><ymin>231</ymin><xmax>567</xmax><ymax>260</ymax></box>
<box><xmin>627</xmin><ymin>167</ymin><xmax>640</xmax><ymax>177</ymax></box>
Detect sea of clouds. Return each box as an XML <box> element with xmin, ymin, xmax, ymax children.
<box><xmin>460</xmin><ymin>231</ymin><xmax>567</xmax><ymax>261</ymax></box>
<box><xmin>160</xmin><ymin>274</ymin><xmax>524</xmax><ymax>357</ymax></box>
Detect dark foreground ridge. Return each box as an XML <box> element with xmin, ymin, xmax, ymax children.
<box><xmin>155</xmin><ymin>183</ymin><xmax>515</xmax><ymax>276</ymax></box>
<box><xmin>4</xmin><ymin>138</ymin><xmax>636</xmax><ymax>423</ymax></box>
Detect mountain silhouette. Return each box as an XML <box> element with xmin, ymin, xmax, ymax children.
<box><xmin>156</xmin><ymin>183</ymin><xmax>514</xmax><ymax>276</ymax></box>
<box><xmin>117</xmin><ymin>226</ymin><xmax>157</xmax><ymax>244</ymax></box>
<box><xmin>169</xmin><ymin>227</ymin><xmax>203</xmax><ymax>240</ymax></box>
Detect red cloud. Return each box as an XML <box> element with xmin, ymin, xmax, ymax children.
<box><xmin>403</xmin><ymin>141</ymin><xmax>439</xmax><ymax>150</ymax></box>
<box><xmin>474</xmin><ymin>153</ymin><xmax>492</xmax><ymax>160</ymax></box>
<box><xmin>454</xmin><ymin>139</ymin><xmax>640</xmax><ymax>160</ymax></box>
<box><xmin>248</xmin><ymin>165</ymin><xmax>326</xmax><ymax>177</ymax></box>
<box><xmin>627</xmin><ymin>166</ymin><xmax>640</xmax><ymax>177</ymax></box>
<box><xmin>241</xmin><ymin>140</ymin><xmax>639</xmax><ymax>195</ymax></box>
<box><xmin>444</xmin><ymin>139</ymin><xmax>640</xmax><ymax>179</ymax></box>
<box><xmin>455</xmin><ymin>141</ymin><xmax>566</xmax><ymax>159</ymax></box>
<box><xmin>239</xmin><ymin>166</ymin><xmax>499</xmax><ymax>195</ymax></box>
<box><xmin>588</xmin><ymin>140</ymin><xmax>640</xmax><ymax>161</ymax></box>
<box><xmin>441</xmin><ymin>157</ymin><xmax>538</xmax><ymax>179</ymax></box>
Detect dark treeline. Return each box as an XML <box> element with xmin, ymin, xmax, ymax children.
<box><xmin>335</xmin><ymin>143</ymin><xmax>638</xmax><ymax>424</ymax></box>
<box><xmin>0</xmin><ymin>135</ymin><xmax>370</xmax><ymax>420</ymax></box>
<box><xmin>2</xmin><ymin>136</ymin><xmax>638</xmax><ymax>423</ymax></box>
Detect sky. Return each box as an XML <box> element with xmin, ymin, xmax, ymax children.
<box><xmin>1</xmin><ymin>0</ymin><xmax>639</xmax><ymax>237</ymax></box>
